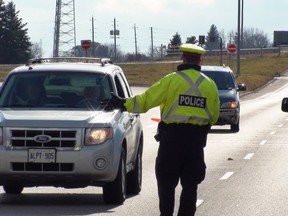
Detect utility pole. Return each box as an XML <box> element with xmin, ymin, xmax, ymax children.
<box><xmin>113</xmin><ymin>18</ymin><xmax>117</xmax><ymax>59</ymax></box>
<box><xmin>133</xmin><ymin>24</ymin><xmax>138</xmax><ymax>55</ymax></box>
<box><xmin>237</xmin><ymin>0</ymin><xmax>241</xmax><ymax>76</ymax></box>
<box><xmin>150</xmin><ymin>27</ymin><xmax>154</xmax><ymax>58</ymax></box>
<box><xmin>220</xmin><ymin>38</ymin><xmax>223</xmax><ymax>66</ymax></box>
<box><xmin>92</xmin><ymin>16</ymin><xmax>95</xmax><ymax>57</ymax></box>
<box><xmin>241</xmin><ymin>0</ymin><xmax>244</xmax><ymax>48</ymax></box>
<box><xmin>110</xmin><ymin>18</ymin><xmax>119</xmax><ymax>60</ymax></box>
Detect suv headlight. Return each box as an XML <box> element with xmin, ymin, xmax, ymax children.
<box><xmin>85</xmin><ymin>128</ymin><xmax>113</xmax><ymax>145</ymax></box>
<box><xmin>221</xmin><ymin>101</ymin><xmax>237</xmax><ymax>109</ymax></box>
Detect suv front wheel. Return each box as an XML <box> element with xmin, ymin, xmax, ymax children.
<box><xmin>103</xmin><ymin>148</ymin><xmax>126</xmax><ymax>204</ymax></box>
<box><xmin>127</xmin><ymin>142</ymin><xmax>143</xmax><ymax>195</ymax></box>
<box><xmin>231</xmin><ymin>121</ymin><xmax>240</xmax><ymax>132</ymax></box>
<box><xmin>3</xmin><ymin>185</ymin><xmax>24</xmax><ymax>194</ymax></box>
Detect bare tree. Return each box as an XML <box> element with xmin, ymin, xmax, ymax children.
<box><xmin>230</xmin><ymin>27</ymin><xmax>271</xmax><ymax>48</ymax></box>
<box><xmin>30</xmin><ymin>41</ymin><xmax>43</xmax><ymax>58</ymax></box>
<box><xmin>241</xmin><ymin>28</ymin><xmax>270</xmax><ymax>48</ymax></box>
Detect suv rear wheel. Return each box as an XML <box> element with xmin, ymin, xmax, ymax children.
<box><xmin>103</xmin><ymin>148</ymin><xmax>126</xmax><ymax>204</ymax></box>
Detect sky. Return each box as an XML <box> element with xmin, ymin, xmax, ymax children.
<box><xmin>9</xmin><ymin>0</ymin><xmax>288</xmax><ymax>57</ymax></box>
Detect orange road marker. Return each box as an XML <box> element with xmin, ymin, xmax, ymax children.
<box><xmin>151</xmin><ymin>118</ymin><xmax>160</xmax><ymax>122</ymax></box>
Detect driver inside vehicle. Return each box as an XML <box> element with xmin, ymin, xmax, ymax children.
<box><xmin>14</xmin><ymin>82</ymin><xmax>47</xmax><ymax>106</ymax></box>
<box><xmin>76</xmin><ymin>85</ymin><xmax>103</xmax><ymax>108</ymax></box>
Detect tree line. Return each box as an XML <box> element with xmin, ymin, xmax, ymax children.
<box><xmin>0</xmin><ymin>1</ymin><xmax>271</xmax><ymax>64</ymax></box>
<box><xmin>0</xmin><ymin>0</ymin><xmax>31</xmax><ymax>64</ymax></box>
<box><xmin>169</xmin><ymin>24</ymin><xmax>270</xmax><ymax>51</ymax></box>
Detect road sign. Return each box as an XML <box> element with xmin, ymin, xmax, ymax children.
<box><xmin>227</xmin><ymin>43</ymin><xmax>237</xmax><ymax>54</ymax></box>
<box><xmin>81</xmin><ymin>40</ymin><xmax>91</xmax><ymax>50</ymax></box>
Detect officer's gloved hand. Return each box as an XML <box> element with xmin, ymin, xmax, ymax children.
<box><xmin>108</xmin><ymin>92</ymin><xmax>127</xmax><ymax>111</ymax></box>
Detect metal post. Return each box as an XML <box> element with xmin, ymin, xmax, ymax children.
<box><xmin>237</xmin><ymin>0</ymin><xmax>241</xmax><ymax>76</ymax></box>
<box><xmin>92</xmin><ymin>17</ymin><xmax>95</xmax><ymax>57</ymax></box>
<box><xmin>241</xmin><ymin>0</ymin><xmax>244</xmax><ymax>48</ymax></box>
<box><xmin>134</xmin><ymin>24</ymin><xmax>138</xmax><ymax>55</ymax></box>
<box><xmin>151</xmin><ymin>27</ymin><xmax>154</xmax><ymax>58</ymax></box>
<box><xmin>220</xmin><ymin>38</ymin><xmax>223</xmax><ymax>66</ymax></box>
<box><xmin>114</xmin><ymin>18</ymin><xmax>117</xmax><ymax>60</ymax></box>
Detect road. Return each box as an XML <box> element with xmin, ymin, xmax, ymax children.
<box><xmin>1</xmin><ymin>75</ymin><xmax>288</xmax><ymax>216</ymax></box>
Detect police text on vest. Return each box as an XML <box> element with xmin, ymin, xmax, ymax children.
<box><xmin>179</xmin><ymin>95</ymin><xmax>206</xmax><ymax>108</ymax></box>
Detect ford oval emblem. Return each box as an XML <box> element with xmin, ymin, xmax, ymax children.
<box><xmin>34</xmin><ymin>135</ymin><xmax>52</xmax><ymax>143</ymax></box>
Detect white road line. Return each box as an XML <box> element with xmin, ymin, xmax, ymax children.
<box><xmin>278</xmin><ymin>124</ymin><xmax>284</xmax><ymax>128</ymax></box>
<box><xmin>196</xmin><ymin>199</ymin><xmax>204</xmax><ymax>207</ymax></box>
<box><xmin>242</xmin><ymin>82</ymin><xmax>288</xmax><ymax>104</ymax></box>
<box><xmin>270</xmin><ymin>131</ymin><xmax>276</xmax><ymax>135</ymax></box>
<box><xmin>244</xmin><ymin>153</ymin><xmax>255</xmax><ymax>160</ymax></box>
<box><xmin>219</xmin><ymin>171</ymin><xmax>234</xmax><ymax>180</ymax></box>
<box><xmin>259</xmin><ymin>140</ymin><xmax>267</xmax><ymax>145</ymax></box>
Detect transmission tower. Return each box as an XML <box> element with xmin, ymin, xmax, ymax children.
<box><xmin>53</xmin><ymin>0</ymin><xmax>76</xmax><ymax>57</ymax></box>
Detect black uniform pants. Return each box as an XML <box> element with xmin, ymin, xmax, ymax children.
<box><xmin>155</xmin><ymin>123</ymin><xmax>210</xmax><ymax>216</ymax></box>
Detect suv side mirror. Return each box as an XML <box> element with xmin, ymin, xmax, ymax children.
<box><xmin>281</xmin><ymin>98</ymin><xmax>288</xmax><ymax>112</ymax></box>
<box><xmin>237</xmin><ymin>83</ymin><xmax>246</xmax><ymax>91</ymax></box>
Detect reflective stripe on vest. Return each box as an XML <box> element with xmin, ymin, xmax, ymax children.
<box><xmin>161</xmin><ymin>70</ymin><xmax>213</xmax><ymax>124</ymax></box>
<box><xmin>131</xmin><ymin>96</ymin><xmax>140</xmax><ymax>113</ymax></box>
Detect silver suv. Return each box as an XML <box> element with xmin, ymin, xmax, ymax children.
<box><xmin>0</xmin><ymin>57</ymin><xmax>143</xmax><ymax>204</ymax></box>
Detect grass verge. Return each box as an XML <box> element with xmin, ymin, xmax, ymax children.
<box><xmin>119</xmin><ymin>53</ymin><xmax>288</xmax><ymax>92</ymax></box>
<box><xmin>1</xmin><ymin>53</ymin><xmax>288</xmax><ymax>92</ymax></box>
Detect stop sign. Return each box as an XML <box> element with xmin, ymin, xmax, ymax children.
<box><xmin>81</xmin><ymin>40</ymin><xmax>91</xmax><ymax>50</ymax></box>
<box><xmin>227</xmin><ymin>43</ymin><xmax>237</xmax><ymax>54</ymax></box>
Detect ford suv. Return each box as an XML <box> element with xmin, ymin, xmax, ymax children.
<box><xmin>201</xmin><ymin>65</ymin><xmax>246</xmax><ymax>132</ymax></box>
<box><xmin>0</xmin><ymin>57</ymin><xmax>143</xmax><ymax>204</ymax></box>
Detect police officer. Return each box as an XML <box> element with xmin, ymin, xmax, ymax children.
<box><xmin>109</xmin><ymin>43</ymin><xmax>220</xmax><ymax>216</ymax></box>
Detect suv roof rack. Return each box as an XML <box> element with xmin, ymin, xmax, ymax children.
<box><xmin>25</xmin><ymin>57</ymin><xmax>113</xmax><ymax>67</ymax></box>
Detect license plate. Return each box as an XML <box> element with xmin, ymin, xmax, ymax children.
<box><xmin>28</xmin><ymin>149</ymin><xmax>56</xmax><ymax>163</ymax></box>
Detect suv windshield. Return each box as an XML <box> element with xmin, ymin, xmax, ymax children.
<box><xmin>0</xmin><ymin>71</ymin><xmax>113</xmax><ymax>108</ymax></box>
<box><xmin>202</xmin><ymin>71</ymin><xmax>235</xmax><ymax>90</ymax></box>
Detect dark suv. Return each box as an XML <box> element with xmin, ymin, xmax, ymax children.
<box><xmin>201</xmin><ymin>65</ymin><xmax>246</xmax><ymax>132</ymax></box>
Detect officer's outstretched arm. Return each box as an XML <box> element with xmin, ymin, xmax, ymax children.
<box><xmin>107</xmin><ymin>92</ymin><xmax>127</xmax><ymax>111</ymax></box>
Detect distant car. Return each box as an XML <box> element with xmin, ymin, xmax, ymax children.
<box><xmin>201</xmin><ymin>65</ymin><xmax>246</xmax><ymax>132</ymax></box>
<box><xmin>0</xmin><ymin>57</ymin><xmax>143</xmax><ymax>204</ymax></box>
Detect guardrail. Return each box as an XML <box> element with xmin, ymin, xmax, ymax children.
<box><xmin>166</xmin><ymin>46</ymin><xmax>286</xmax><ymax>56</ymax></box>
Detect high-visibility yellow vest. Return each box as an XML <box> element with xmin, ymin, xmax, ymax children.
<box><xmin>124</xmin><ymin>67</ymin><xmax>220</xmax><ymax>126</ymax></box>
